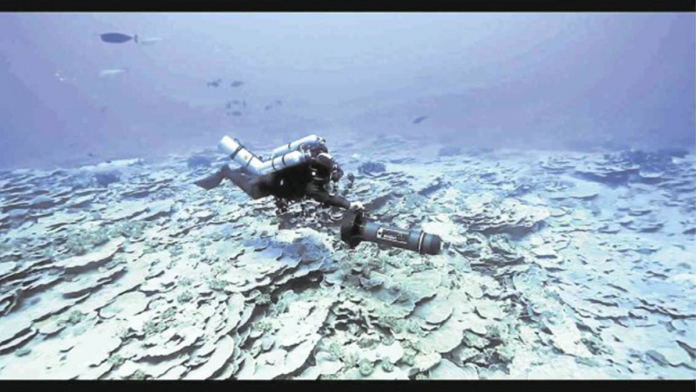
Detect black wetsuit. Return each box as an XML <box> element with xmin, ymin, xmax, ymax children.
<box><xmin>195</xmin><ymin>153</ymin><xmax>351</xmax><ymax>209</ymax></box>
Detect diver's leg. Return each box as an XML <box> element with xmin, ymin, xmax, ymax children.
<box><xmin>194</xmin><ymin>165</ymin><xmax>273</xmax><ymax>199</ymax></box>
<box><xmin>223</xmin><ymin>166</ymin><xmax>273</xmax><ymax>200</ymax></box>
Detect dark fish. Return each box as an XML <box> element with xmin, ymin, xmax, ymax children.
<box><xmin>232</xmin><ymin>100</ymin><xmax>240</xmax><ymax>105</ymax></box>
<box><xmin>225</xmin><ymin>102</ymin><xmax>232</xmax><ymax>109</ymax></box>
<box><xmin>265</xmin><ymin>105</ymin><xmax>272</xmax><ymax>111</ymax></box>
<box><xmin>100</xmin><ymin>33</ymin><xmax>138</xmax><ymax>44</ymax></box>
<box><xmin>413</xmin><ymin>116</ymin><xmax>429</xmax><ymax>124</ymax></box>
<box><xmin>230</xmin><ymin>81</ymin><xmax>244</xmax><ymax>88</ymax></box>
<box><xmin>207</xmin><ymin>79</ymin><xmax>222</xmax><ymax>88</ymax></box>
<box><xmin>232</xmin><ymin>111</ymin><xmax>242</xmax><ymax>116</ymax></box>
<box><xmin>275</xmin><ymin>100</ymin><xmax>282</xmax><ymax>105</ymax></box>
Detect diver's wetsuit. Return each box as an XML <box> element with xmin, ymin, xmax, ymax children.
<box><xmin>195</xmin><ymin>150</ymin><xmax>351</xmax><ymax>209</ymax></box>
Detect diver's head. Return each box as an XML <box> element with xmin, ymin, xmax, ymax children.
<box><xmin>315</xmin><ymin>152</ymin><xmax>332</xmax><ymax>167</ymax></box>
<box><xmin>314</xmin><ymin>152</ymin><xmax>343</xmax><ymax>182</ymax></box>
<box><xmin>307</xmin><ymin>144</ymin><xmax>329</xmax><ymax>157</ymax></box>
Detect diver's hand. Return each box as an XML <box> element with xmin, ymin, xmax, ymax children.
<box><xmin>349</xmin><ymin>201</ymin><xmax>364</xmax><ymax>211</ymax></box>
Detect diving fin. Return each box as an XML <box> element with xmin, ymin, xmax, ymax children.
<box><xmin>194</xmin><ymin>167</ymin><xmax>226</xmax><ymax>190</ymax></box>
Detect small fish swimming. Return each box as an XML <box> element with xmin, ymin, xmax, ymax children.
<box><xmin>413</xmin><ymin>116</ymin><xmax>429</xmax><ymax>124</ymax></box>
<box><xmin>265</xmin><ymin>105</ymin><xmax>272</xmax><ymax>111</ymax></box>
<box><xmin>207</xmin><ymin>79</ymin><xmax>222</xmax><ymax>88</ymax></box>
<box><xmin>99</xmin><ymin>33</ymin><xmax>138</xmax><ymax>44</ymax></box>
<box><xmin>231</xmin><ymin>111</ymin><xmax>242</xmax><ymax>116</ymax></box>
<box><xmin>99</xmin><ymin>68</ymin><xmax>127</xmax><ymax>78</ymax></box>
<box><xmin>230</xmin><ymin>81</ymin><xmax>244</xmax><ymax>88</ymax></box>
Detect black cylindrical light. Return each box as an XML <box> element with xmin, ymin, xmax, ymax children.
<box><xmin>340</xmin><ymin>210</ymin><xmax>442</xmax><ymax>255</ymax></box>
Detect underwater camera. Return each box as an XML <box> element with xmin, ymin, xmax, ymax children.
<box><xmin>340</xmin><ymin>210</ymin><xmax>442</xmax><ymax>255</ymax></box>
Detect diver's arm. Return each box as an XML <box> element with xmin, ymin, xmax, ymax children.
<box><xmin>322</xmin><ymin>194</ymin><xmax>352</xmax><ymax>209</ymax></box>
<box><xmin>324</xmin><ymin>194</ymin><xmax>352</xmax><ymax>209</ymax></box>
<box><xmin>331</xmin><ymin>164</ymin><xmax>344</xmax><ymax>182</ymax></box>
<box><xmin>306</xmin><ymin>183</ymin><xmax>351</xmax><ymax>209</ymax></box>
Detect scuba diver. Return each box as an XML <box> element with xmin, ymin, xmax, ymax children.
<box><xmin>195</xmin><ymin>133</ymin><xmax>442</xmax><ymax>255</ymax></box>
<box><xmin>195</xmin><ymin>134</ymin><xmax>364</xmax><ymax>214</ymax></box>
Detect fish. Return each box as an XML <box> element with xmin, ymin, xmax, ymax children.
<box><xmin>231</xmin><ymin>111</ymin><xmax>242</xmax><ymax>116</ymax></box>
<box><xmin>99</xmin><ymin>68</ymin><xmax>127</xmax><ymax>78</ymax></box>
<box><xmin>413</xmin><ymin>116</ymin><xmax>429</xmax><ymax>124</ymax></box>
<box><xmin>99</xmin><ymin>33</ymin><xmax>138</xmax><ymax>44</ymax></box>
<box><xmin>207</xmin><ymin>79</ymin><xmax>222</xmax><ymax>88</ymax></box>
<box><xmin>230</xmin><ymin>81</ymin><xmax>244</xmax><ymax>88</ymax></box>
<box><xmin>265</xmin><ymin>105</ymin><xmax>272</xmax><ymax>111</ymax></box>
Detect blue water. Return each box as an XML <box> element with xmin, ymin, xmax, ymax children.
<box><xmin>0</xmin><ymin>13</ymin><xmax>693</xmax><ymax>169</ymax></box>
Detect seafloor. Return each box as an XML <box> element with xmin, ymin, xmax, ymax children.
<box><xmin>0</xmin><ymin>134</ymin><xmax>694</xmax><ymax>379</ymax></box>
